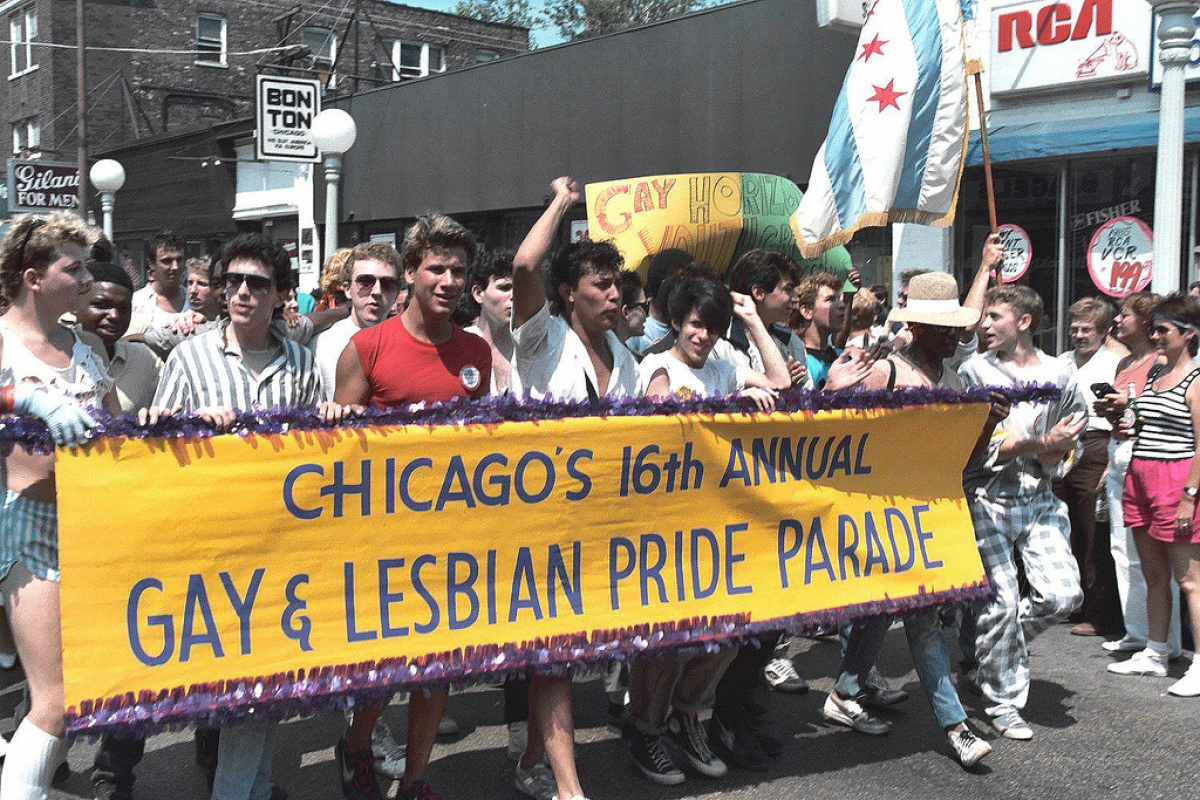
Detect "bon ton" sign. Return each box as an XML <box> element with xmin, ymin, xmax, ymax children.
<box><xmin>256</xmin><ymin>75</ymin><xmax>321</xmax><ymax>163</ymax></box>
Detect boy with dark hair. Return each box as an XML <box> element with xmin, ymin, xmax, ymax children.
<box><xmin>508</xmin><ymin>177</ymin><xmax>634</xmax><ymax>800</ymax></box>
<box><xmin>717</xmin><ymin>249</ymin><xmax>809</xmax><ymax>389</ymax></box>
<box><xmin>627</xmin><ymin>275</ymin><xmax>787</xmax><ymax>785</ymax></box>
<box><xmin>80</xmin><ymin>261</ymin><xmax>162</xmax><ymax>416</ymax></box>
<box><xmin>958</xmin><ymin>283</ymin><xmax>1086</xmax><ymax>741</ymax></box>
<box><xmin>791</xmin><ymin>272</ymin><xmax>846</xmax><ymax>387</ymax></box>
<box><xmin>625</xmin><ymin>248</ymin><xmax>693</xmax><ymax>356</ymax></box>
<box><xmin>334</xmin><ymin>213</ymin><xmax>491</xmax><ymax>800</ymax></box>
<box><xmin>146</xmin><ymin>232</ymin><xmax>347</xmax><ymax>800</ymax></box>
<box><xmin>465</xmin><ymin>248</ymin><xmax>515</xmax><ymax>394</ymax></box>
<box><xmin>132</xmin><ymin>231</ymin><xmax>188</xmax><ymax>328</ymax></box>
<box><xmin>616</xmin><ymin>270</ymin><xmax>648</xmax><ymax>345</ymax></box>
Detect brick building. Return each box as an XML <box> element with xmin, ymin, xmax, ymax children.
<box><xmin>0</xmin><ymin>0</ymin><xmax>528</xmax><ymax>164</ymax></box>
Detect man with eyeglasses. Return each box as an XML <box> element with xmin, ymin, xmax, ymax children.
<box><xmin>313</xmin><ymin>242</ymin><xmax>403</xmax><ymax>401</ymax></box>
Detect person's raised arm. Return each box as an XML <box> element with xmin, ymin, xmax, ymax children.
<box><xmin>733</xmin><ymin>292</ymin><xmax>790</xmax><ymax>390</ymax></box>
<box><xmin>961</xmin><ymin>232</ymin><xmax>1002</xmax><ymax>343</ymax></box>
<box><xmin>512</xmin><ymin>176</ymin><xmax>580</xmax><ymax>330</ymax></box>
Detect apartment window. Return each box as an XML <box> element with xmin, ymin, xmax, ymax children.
<box><xmin>12</xmin><ymin>117</ymin><xmax>39</xmax><ymax>155</ymax></box>
<box><xmin>195</xmin><ymin>14</ymin><xmax>226</xmax><ymax>66</ymax></box>
<box><xmin>9</xmin><ymin>7</ymin><xmax>37</xmax><ymax>77</ymax></box>
<box><xmin>476</xmin><ymin>49</ymin><xmax>499</xmax><ymax>64</ymax></box>
<box><xmin>301</xmin><ymin>27</ymin><xmax>336</xmax><ymax>85</ymax></box>
<box><xmin>392</xmin><ymin>41</ymin><xmax>445</xmax><ymax>81</ymax></box>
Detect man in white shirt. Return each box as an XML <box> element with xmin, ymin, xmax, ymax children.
<box><xmin>312</xmin><ymin>242</ymin><xmax>402</xmax><ymax>400</ymax></box>
<box><xmin>130</xmin><ymin>232</ymin><xmax>189</xmax><ymax>329</ymax></box>
<box><xmin>958</xmin><ymin>284</ymin><xmax>1086</xmax><ymax>741</ymax></box>
<box><xmin>1056</xmin><ymin>297</ymin><xmax>1124</xmax><ymax>638</ymax></box>
<box><xmin>508</xmin><ymin>175</ymin><xmax>634</xmax><ymax>800</ymax></box>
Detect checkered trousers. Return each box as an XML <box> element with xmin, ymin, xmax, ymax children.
<box><xmin>968</xmin><ymin>490</ymin><xmax>1082</xmax><ymax>718</ymax></box>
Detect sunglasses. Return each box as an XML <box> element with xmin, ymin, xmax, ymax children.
<box><xmin>222</xmin><ymin>272</ymin><xmax>275</xmax><ymax>295</ymax></box>
<box><xmin>627</xmin><ymin>300</ymin><xmax>651</xmax><ymax>313</ymax></box>
<box><xmin>353</xmin><ymin>274</ymin><xmax>402</xmax><ymax>293</ymax></box>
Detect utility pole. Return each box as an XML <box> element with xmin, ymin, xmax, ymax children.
<box><xmin>75</xmin><ymin>0</ymin><xmax>88</xmax><ymax>217</ymax></box>
<box><xmin>353</xmin><ymin>0</ymin><xmax>360</xmax><ymax>94</ymax></box>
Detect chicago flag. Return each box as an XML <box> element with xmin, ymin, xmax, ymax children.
<box><xmin>791</xmin><ymin>0</ymin><xmax>970</xmax><ymax>257</ymax></box>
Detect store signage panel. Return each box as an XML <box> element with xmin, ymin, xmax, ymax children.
<box><xmin>816</xmin><ymin>0</ymin><xmax>867</xmax><ymax>33</ymax></box>
<box><xmin>1150</xmin><ymin>8</ymin><xmax>1200</xmax><ymax>87</ymax></box>
<box><xmin>997</xmin><ymin>223</ymin><xmax>1032</xmax><ymax>282</ymax></box>
<box><xmin>256</xmin><ymin>75</ymin><xmax>321</xmax><ymax>163</ymax></box>
<box><xmin>1087</xmin><ymin>216</ymin><xmax>1152</xmax><ymax>298</ymax></box>
<box><xmin>6</xmin><ymin>160</ymin><xmax>79</xmax><ymax>213</ymax></box>
<box><xmin>991</xmin><ymin>0</ymin><xmax>1151</xmax><ymax>95</ymax></box>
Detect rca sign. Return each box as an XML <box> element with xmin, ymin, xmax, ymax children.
<box><xmin>991</xmin><ymin>0</ymin><xmax>1150</xmax><ymax>95</ymax></box>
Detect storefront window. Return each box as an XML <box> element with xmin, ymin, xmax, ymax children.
<box><xmin>1065</xmin><ymin>155</ymin><xmax>1156</xmax><ymax>316</ymax></box>
<box><xmin>957</xmin><ymin>163</ymin><xmax>1062</xmax><ymax>351</ymax></box>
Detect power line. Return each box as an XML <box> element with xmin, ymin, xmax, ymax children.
<box><xmin>0</xmin><ymin>40</ymin><xmax>299</xmax><ymax>56</ymax></box>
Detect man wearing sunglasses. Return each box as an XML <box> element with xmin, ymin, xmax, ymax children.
<box><xmin>313</xmin><ymin>242</ymin><xmax>403</xmax><ymax>401</ymax></box>
<box><xmin>146</xmin><ymin>233</ymin><xmax>350</xmax><ymax>800</ymax></box>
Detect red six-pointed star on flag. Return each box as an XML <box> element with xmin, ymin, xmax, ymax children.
<box><xmin>868</xmin><ymin>80</ymin><xmax>906</xmax><ymax>112</ymax></box>
<box><xmin>859</xmin><ymin>34</ymin><xmax>887</xmax><ymax>61</ymax></box>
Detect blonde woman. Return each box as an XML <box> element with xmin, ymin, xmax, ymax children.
<box><xmin>0</xmin><ymin>213</ymin><xmax>120</xmax><ymax>800</ymax></box>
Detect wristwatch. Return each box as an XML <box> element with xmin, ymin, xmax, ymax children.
<box><xmin>1185</xmin><ymin>486</ymin><xmax>1199</xmax><ymax>500</ymax></box>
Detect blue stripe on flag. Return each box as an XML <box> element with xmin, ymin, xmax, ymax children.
<box><xmin>824</xmin><ymin>73</ymin><xmax>867</xmax><ymax>229</ymax></box>
<box><xmin>892</xmin><ymin>0</ymin><xmax>944</xmax><ymax>209</ymax></box>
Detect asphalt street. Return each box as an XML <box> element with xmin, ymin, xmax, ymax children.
<box><xmin>4</xmin><ymin>622</ymin><xmax>1194</xmax><ymax>800</ymax></box>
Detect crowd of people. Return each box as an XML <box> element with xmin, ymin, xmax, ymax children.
<box><xmin>0</xmin><ymin>175</ymin><xmax>1195</xmax><ymax>800</ymax></box>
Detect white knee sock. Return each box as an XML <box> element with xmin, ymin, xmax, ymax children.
<box><xmin>0</xmin><ymin>719</ymin><xmax>67</xmax><ymax>800</ymax></box>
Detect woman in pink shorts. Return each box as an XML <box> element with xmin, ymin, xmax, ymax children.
<box><xmin>1113</xmin><ymin>293</ymin><xmax>1200</xmax><ymax>696</ymax></box>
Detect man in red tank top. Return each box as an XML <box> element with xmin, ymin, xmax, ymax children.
<box><xmin>333</xmin><ymin>213</ymin><xmax>490</xmax><ymax>800</ymax></box>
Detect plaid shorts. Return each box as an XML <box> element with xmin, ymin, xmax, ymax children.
<box><xmin>0</xmin><ymin>490</ymin><xmax>59</xmax><ymax>582</ymax></box>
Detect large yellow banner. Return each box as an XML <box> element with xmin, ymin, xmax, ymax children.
<box><xmin>57</xmin><ymin>403</ymin><xmax>989</xmax><ymax>734</ymax></box>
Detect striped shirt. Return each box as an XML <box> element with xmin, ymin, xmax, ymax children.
<box><xmin>153</xmin><ymin>319</ymin><xmax>322</xmax><ymax>412</ymax></box>
<box><xmin>1132</xmin><ymin>367</ymin><xmax>1200</xmax><ymax>461</ymax></box>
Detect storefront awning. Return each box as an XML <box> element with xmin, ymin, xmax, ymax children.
<box><xmin>965</xmin><ymin>107</ymin><xmax>1200</xmax><ymax>166</ymax></box>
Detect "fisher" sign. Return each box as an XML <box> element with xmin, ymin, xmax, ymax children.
<box><xmin>256</xmin><ymin>75</ymin><xmax>322</xmax><ymax>163</ymax></box>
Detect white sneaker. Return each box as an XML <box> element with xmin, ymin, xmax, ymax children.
<box><xmin>514</xmin><ymin>761</ymin><xmax>557</xmax><ymax>800</ymax></box>
<box><xmin>371</xmin><ymin>718</ymin><xmax>406</xmax><ymax>779</ymax></box>
<box><xmin>507</xmin><ymin>720</ymin><xmax>528</xmax><ymax>763</ymax></box>
<box><xmin>1101</xmin><ymin>637</ymin><xmax>1146</xmax><ymax>653</ymax></box>
<box><xmin>1167</xmin><ymin>660</ymin><xmax>1200</xmax><ymax>697</ymax></box>
<box><xmin>1107</xmin><ymin>649</ymin><xmax>1167</xmax><ymax>677</ymax></box>
<box><xmin>947</xmin><ymin>726</ymin><xmax>991</xmax><ymax>768</ymax></box>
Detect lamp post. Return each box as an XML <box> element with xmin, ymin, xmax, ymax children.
<box><xmin>310</xmin><ymin>109</ymin><xmax>357</xmax><ymax>263</ymax></box>
<box><xmin>88</xmin><ymin>158</ymin><xmax>125</xmax><ymax>242</ymax></box>
<box><xmin>1151</xmin><ymin>0</ymin><xmax>1199</xmax><ymax>293</ymax></box>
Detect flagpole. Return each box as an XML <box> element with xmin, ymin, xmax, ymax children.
<box><xmin>972</xmin><ymin>72</ymin><xmax>998</xmax><ymax>235</ymax></box>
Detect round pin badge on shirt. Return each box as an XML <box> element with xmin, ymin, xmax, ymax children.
<box><xmin>460</xmin><ymin>365</ymin><xmax>482</xmax><ymax>392</ymax></box>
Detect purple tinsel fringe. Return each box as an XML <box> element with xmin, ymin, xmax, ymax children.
<box><xmin>0</xmin><ymin>383</ymin><xmax>1059</xmax><ymax>455</ymax></box>
<box><xmin>66</xmin><ymin>581</ymin><xmax>994</xmax><ymax>739</ymax></box>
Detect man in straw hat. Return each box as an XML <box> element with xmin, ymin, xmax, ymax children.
<box><xmin>819</xmin><ymin>271</ymin><xmax>998</xmax><ymax>769</ymax></box>
<box><xmin>958</xmin><ymin>283</ymin><xmax>1086</xmax><ymax>742</ymax></box>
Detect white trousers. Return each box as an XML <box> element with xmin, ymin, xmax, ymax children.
<box><xmin>1106</xmin><ymin>438</ymin><xmax>1181</xmax><ymax>651</ymax></box>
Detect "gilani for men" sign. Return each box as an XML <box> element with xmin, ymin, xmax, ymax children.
<box><xmin>6</xmin><ymin>159</ymin><xmax>80</xmax><ymax>213</ymax></box>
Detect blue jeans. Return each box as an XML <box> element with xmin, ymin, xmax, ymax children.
<box><xmin>835</xmin><ymin>618</ymin><xmax>889</xmax><ymax>697</ymax></box>
<box><xmin>211</xmin><ymin>722</ymin><xmax>276</xmax><ymax>800</ymax></box>
<box><xmin>903</xmin><ymin>610</ymin><xmax>967</xmax><ymax>729</ymax></box>
<box><xmin>836</xmin><ymin>613</ymin><xmax>967</xmax><ymax>729</ymax></box>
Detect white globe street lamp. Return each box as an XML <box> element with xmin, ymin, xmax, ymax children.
<box><xmin>310</xmin><ymin>109</ymin><xmax>358</xmax><ymax>263</ymax></box>
<box><xmin>89</xmin><ymin>158</ymin><xmax>125</xmax><ymax>242</ymax></box>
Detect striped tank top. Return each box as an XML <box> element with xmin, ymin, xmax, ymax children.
<box><xmin>1132</xmin><ymin>366</ymin><xmax>1200</xmax><ymax>460</ymax></box>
